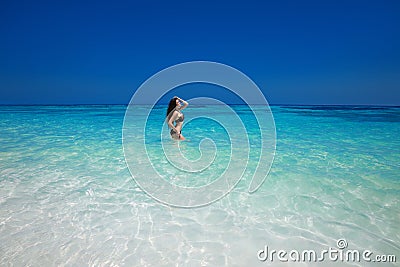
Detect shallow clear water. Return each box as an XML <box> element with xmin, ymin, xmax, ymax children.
<box><xmin>0</xmin><ymin>105</ymin><xmax>399</xmax><ymax>266</ymax></box>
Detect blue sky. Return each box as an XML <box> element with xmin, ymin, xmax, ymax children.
<box><xmin>1</xmin><ymin>0</ymin><xmax>399</xmax><ymax>105</ymax></box>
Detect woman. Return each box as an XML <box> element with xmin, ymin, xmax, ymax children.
<box><xmin>166</xmin><ymin>96</ymin><xmax>188</xmax><ymax>140</ymax></box>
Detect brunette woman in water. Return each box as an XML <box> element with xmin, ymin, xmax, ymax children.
<box><xmin>166</xmin><ymin>96</ymin><xmax>188</xmax><ymax>140</ymax></box>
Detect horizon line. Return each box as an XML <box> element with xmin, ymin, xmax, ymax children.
<box><xmin>1</xmin><ymin>103</ymin><xmax>399</xmax><ymax>107</ymax></box>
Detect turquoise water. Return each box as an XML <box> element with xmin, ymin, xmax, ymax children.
<box><xmin>0</xmin><ymin>105</ymin><xmax>399</xmax><ymax>266</ymax></box>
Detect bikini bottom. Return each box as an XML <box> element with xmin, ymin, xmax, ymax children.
<box><xmin>170</xmin><ymin>129</ymin><xmax>181</xmax><ymax>137</ymax></box>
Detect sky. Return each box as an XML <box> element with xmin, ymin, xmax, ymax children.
<box><xmin>0</xmin><ymin>0</ymin><xmax>399</xmax><ymax>105</ymax></box>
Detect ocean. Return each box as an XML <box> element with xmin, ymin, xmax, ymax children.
<box><xmin>0</xmin><ymin>105</ymin><xmax>399</xmax><ymax>266</ymax></box>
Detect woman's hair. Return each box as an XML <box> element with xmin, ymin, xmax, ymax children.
<box><xmin>166</xmin><ymin>97</ymin><xmax>178</xmax><ymax>118</ymax></box>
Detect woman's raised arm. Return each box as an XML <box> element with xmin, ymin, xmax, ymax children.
<box><xmin>176</xmin><ymin>96</ymin><xmax>188</xmax><ymax>110</ymax></box>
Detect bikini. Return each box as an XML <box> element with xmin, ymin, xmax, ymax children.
<box><xmin>170</xmin><ymin>108</ymin><xmax>184</xmax><ymax>136</ymax></box>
